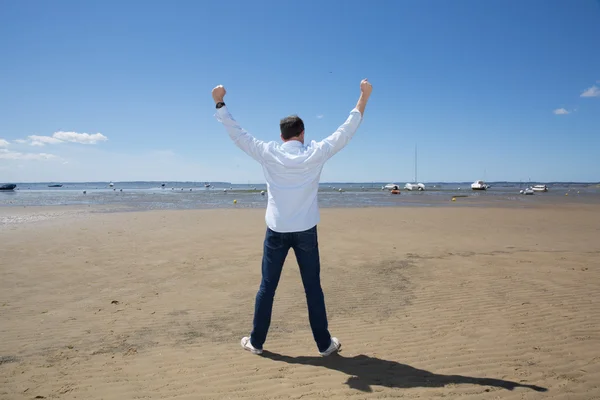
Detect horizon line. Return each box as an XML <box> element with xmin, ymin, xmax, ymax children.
<box><xmin>5</xmin><ymin>180</ymin><xmax>600</xmax><ymax>185</ymax></box>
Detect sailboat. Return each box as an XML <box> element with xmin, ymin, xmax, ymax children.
<box><xmin>404</xmin><ymin>145</ymin><xmax>425</xmax><ymax>191</ymax></box>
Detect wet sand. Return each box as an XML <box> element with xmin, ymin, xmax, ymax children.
<box><xmin>1</xmin><ymin>205</ymin><xmax>599</xmax><ymax>399</ymax></box>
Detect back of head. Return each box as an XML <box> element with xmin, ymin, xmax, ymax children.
<box><xmin>280</xmin><ymin>115</ymin><xmax>304</xmax><ymax>141</ymax></box>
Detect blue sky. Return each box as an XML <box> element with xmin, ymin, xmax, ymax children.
<box><xmin>1</xmin><ymin>0</ymin><xmax>599</xmax><ymax>183</ymax></box>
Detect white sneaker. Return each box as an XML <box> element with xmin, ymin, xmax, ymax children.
<box><xmin>241</xmin><ymin>337</ymin><xmax>263</xmax><ymax>355</ymax></box>
<box><xmin>319</xmin><ymin>337</ymin><xmax>341</xmax><ymax>356</ymax></box>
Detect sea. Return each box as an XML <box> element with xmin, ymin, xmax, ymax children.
<box><xmin>1</xmin><ymin>181</ymin><xmax>599</xmax><ymax>211</ymax></box>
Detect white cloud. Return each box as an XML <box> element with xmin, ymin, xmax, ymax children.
<box><xmin>0</xmin><ymin>149</ymin><xmax>58</xmax><ymax>160</ymax></box>
<box><xmin>580</xmin><ymin>85</ymin><xmax>600</xmax><ymax>98</ymax></box>
<box><xmin>28</xmin><ymin>135</ymin><xmax>63</xmax><ymax>146</ymax></box>
<box><xmin>20</xmin><ymin>131</ymin><xmax>108</xmax><ymax>146</ymax></box>
<box><xmin>553</xmin><ymin>108</ymin><xmax>570</xmax><ymax>115</ymax></box>
<box><xmin>0</xmin><ymin>138</ymin><xmax>9</xmax><ymax>147</ymax></box>
<box><xmin>53</xmin><ymin>131</ymin><xmax>108</xmax><ymax>144</ymax></box>
<box><xmin>316</xmin><ymin>114</ymin><xmax>324</xmax><ymax>119</ymax></box>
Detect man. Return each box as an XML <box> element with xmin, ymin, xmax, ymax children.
<box><xmin>213</xmin><ymin>79</ymin><xmax>372</xmax><ymax>356</ymax></box>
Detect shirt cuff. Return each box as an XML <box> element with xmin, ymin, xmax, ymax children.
<box><xmin>350</xmin><ymin>107</ymin><xmax>363</xmax><ymax>120</ymax></box>
<box><xmin>214</xmin><ymin>105</ymin><xmax>230</xmax><ymax>122</ymax></box>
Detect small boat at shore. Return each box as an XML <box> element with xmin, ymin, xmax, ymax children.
<box><xmin>520</xmin><ymin>187</ymin><xmax>534</xmax><ymax>195</ymax></box>
<box><xmin>471</xmin><ymin>180</ymin><xmax>488</xmax><ymax>190</ymax></box>
<box><xmin>0</xmin><ymin>183</ymin><xmax>17</xmax><ymax>191</ymax></box>
<box><xmin>48</xmin><ymin>184</ymin><xmax>63</xmax><ymax>188</ymax></box>
<box><xmin>404</xmin><ymin>183</ymin><xmax>425</xmax><ymax>191</ymax></box>
<box><xmin>532</xmin><ymin>185</ymin><xmax>548</xmax><ymax>192</ymax></box>
<box><xmin>386</xmin><ymin>184</ymin><xmax>401</xmax><ymax>194</ymax></box>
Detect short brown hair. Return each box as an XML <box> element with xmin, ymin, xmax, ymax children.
<box><xmin>280</xmin><ymin>115</ymin><xmax>304</xmax><ymax>140</ymax></box>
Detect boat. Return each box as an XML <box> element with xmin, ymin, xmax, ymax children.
<box><xmin>405</xmin><ymin>183</ymin><xmax>426</xmax><ymax>191</ymax></box>
<box><xmin>471</xmin><ymin>180</ymin><xmax>488</xmax><ymax>190</ymax></box>
<box><xmin>0</xmin><ymin>184</ymin><xmax>17</xmax><ymax>191</ymax></box>
<box><xmin>532</xmin><ymin>185</ymin><xmax>548</xmax><ymax>192</ymax></box>
<box><xmin>109</xmin><ymin>182</ymin><xmax>114</xmax><ymax>187</ymax></box>
<box><xmin>48</xmin><ymin>184</ymin><xmax>63</xmax><ymax>188</ymax></box>
<box><xmin>205</xmin><ymin>183</ymin><xmax>211</xmax><ymax>188</ymax></box>
<box><xmin>520</xmin><ymin>187</ymin><xmax>534</xmax><ymax>195</ymax></box>
<box><xmin>405</xmin><ymin>145</ymin><xmax>425</xmax><ymax>191</ymax></box>
<box><xmin>387</xmin><ymin>184</ymin><xmax>401</xmax><ymax>194</ymax></box>
<box><xmin>384</xmin><ymin>183</ymin><xmax>399</xmax><ymax>190</ymax></box>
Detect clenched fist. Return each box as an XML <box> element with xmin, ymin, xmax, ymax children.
<box><xmin>360</xmin><ymin>79</ymin><xmax>372</xmax><ymax>97</ymax></box>
<box><xmin>212</xmin><ymin>85</ymin><xmax>226</xmax><ymax>103</ymax></box>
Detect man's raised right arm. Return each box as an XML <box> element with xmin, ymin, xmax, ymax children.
<box><xmin>212</xmin><ymin>84</ymin><xmax>267</xmax><ymax>163</ymax></box>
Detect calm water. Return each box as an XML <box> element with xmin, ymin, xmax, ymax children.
<box><xmin>1</xmin><ymin>182</ymin><xmax>599</xmax><ymax>211</ymax></box>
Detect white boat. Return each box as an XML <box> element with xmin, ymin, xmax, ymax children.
<box><xmin>405</xmin><ymin>145</ymin><xmax>425</xmax><ymax>191</ymax></box>
<box><xmin>520</xmin><ymin>187</ymin><xmax>534</xmax><ymax>195</ymax></box>
<box><xmin>109</xmin><ymin>182</ymin><xmax>114</xmax><ymax>187</ymax></box>
<box><xmin>384</xmin><ymin>183</ymin><xmax>399</xmax><ymax>190</ymax></box>
<box><xmin>404</xmin><ymin>183</ymin><xmax>426</xmax><ymax>191</ymax></box>
<box><xmin>532</xmin><ymin>185</ymin><xmax>548</xmax><ymax>192</ymax></box>
<box><xmin>471</xmin><ymin>180</ymin><xmax>488</xmax><ymax>190</ymax></box>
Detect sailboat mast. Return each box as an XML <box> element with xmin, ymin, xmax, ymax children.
<box><xmin>414</xmin><ymin>145</ymin><xmax>417</xmax><ymax>183</ymax></box>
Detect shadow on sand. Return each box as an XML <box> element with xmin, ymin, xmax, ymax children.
<box><xmin>261</xmin><ymin>351</ymin><xmax>548</xmax><ymax>393</ymax></box>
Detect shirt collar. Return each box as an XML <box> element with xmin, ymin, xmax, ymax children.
<box><xmin>281</xmin><ymin>140</ymin><xmax>304</xmax><ymax>149</ymax></box>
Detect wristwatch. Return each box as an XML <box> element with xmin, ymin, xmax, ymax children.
<box><xmin>216</xmin><ymin>102</ymin><xmax>225</xmax><ymax>109</ymax></box>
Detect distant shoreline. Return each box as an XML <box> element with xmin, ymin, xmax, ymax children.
<box><xmin>4</xmin><ymin>180</ymin><xmax>600</xmax><ymax>185</ymax></box>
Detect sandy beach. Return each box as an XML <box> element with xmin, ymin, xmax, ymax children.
<box><xmin>1</xmin><ymin>205</ymin><xmax>599</xmax><ymax>399</ymax></box>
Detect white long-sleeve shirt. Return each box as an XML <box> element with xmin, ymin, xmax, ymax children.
<box><xmin>215</xmin><ymin>105</ymin><xmax>363</xmax><ymax>233</ymax></box>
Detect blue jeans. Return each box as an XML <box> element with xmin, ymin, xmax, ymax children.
<box><xmin>250</xmin><ymin>225</ymin><xmax>332</xmax><ymax>352</ymax></box>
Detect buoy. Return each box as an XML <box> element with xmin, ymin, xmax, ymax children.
<box><xmin>233</xmin><ymin>199</ymin><xmax>237</xmax><ymax>204</ymax></box>
<box><xmin>452</xmin><ymin>197</ymin><xmax>456</xmax><ymax>201</ymax></box>
<box><xmin>83</xmin><ymin>191</ymin><xmax>86</xmax><ymax>195</ymax></box>
<box><xmin>565</xmin><ymin>193</ymin><xmax>568</xmax><ymax>196</ymax></box>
